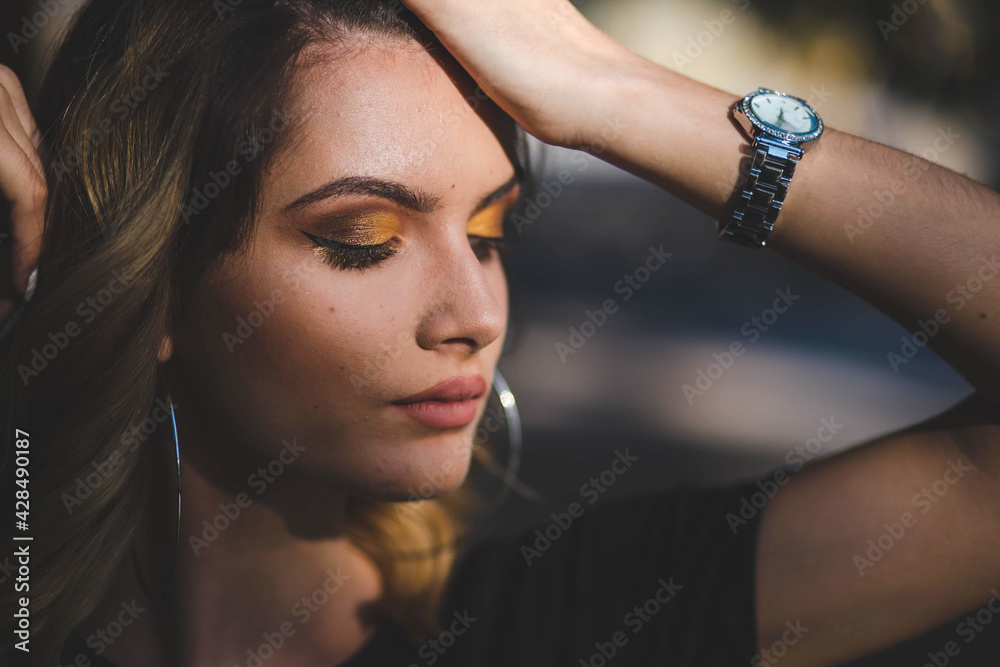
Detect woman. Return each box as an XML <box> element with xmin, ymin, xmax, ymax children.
<box><xmin>0</xmin><ymin>0</ymin><xmax>998</xmax><ymax>665</ymax></box>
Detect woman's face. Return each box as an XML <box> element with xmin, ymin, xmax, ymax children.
<box><xmin>169</xmin><ymin>36</ymin><xmax>520</xmax><ymax>500</ymax></box>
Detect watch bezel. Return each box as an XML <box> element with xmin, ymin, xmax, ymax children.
<box><xmin>738</xmin><ymin>87</ymin><xmax>824</xmax><ymax>144</ymax></box>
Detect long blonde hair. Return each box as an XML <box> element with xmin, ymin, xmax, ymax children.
<box><xmin>0</xmin><ymin>1</ymin><xmax>532</xmax><ymax>663</ymax></box>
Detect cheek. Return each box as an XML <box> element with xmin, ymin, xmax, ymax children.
<box><xmin>172</xmin><ymin>249</ymin><xmax>422</xmax><ymax>451</ymax></box>
<box><xmin>170</xmin><ymin>237</ymin><xmax>511</xmax><ymax>498</ymax></box>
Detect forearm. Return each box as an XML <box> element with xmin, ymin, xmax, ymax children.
<box><xmin>583</xmin><ymin>54</ymin><xmax>1000</xmax><ymax>405</ymax></box>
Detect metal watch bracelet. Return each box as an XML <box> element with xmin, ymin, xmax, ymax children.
<box><xmin>720</xmin><ymin>135</ymin><xmax>803</xmax><ymax>248</ymax></box>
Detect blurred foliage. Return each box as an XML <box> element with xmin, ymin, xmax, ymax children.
<box><xmin>746</xmin><ymin>0</ymin><xmax>1000</xmax><ymax>185</ymax></box>
<box><xmin>748</xmin><ymin>0</ymin><xmax>998</xmax><ymax>108</ymax></box>
<box><xmin>573</xmin><ymin>0</ymin><xmax>1000</xmax><ymax>183</ymax></box>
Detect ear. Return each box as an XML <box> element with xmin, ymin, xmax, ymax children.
<box><xmin>157</xmin><ymin>334</ymin><xmax>174</xmax><ymax>363</ymax></box>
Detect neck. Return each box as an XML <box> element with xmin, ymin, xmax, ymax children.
<box><xmin>83</xmin><ymin>399</ymin><xmax>385</xmax><ymax>667</ymax></box>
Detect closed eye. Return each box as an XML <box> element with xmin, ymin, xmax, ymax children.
<box><xmin>468</xmin><ymin>234</ymin><xmax>506</xmax><ymax>259</ymax></box>
<box><xmin>301</xmin><ymin>230</ymin><xmax>400</xmax><ymax>272</ymax></box>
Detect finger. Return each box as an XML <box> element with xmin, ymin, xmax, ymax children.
<box><xmin>0</xmin><ymin>86</ymin><xmax>44</xmax><ymax>181</ymax></box>
<box><xmin>0</xmin><ymin>65</ymin><xmax>42</xmax><ymax>151</ymax></box>
<box><xmin>0</xmin><ymin>124</ymin><xmax>46</xmax><ymax>294</ymax></box>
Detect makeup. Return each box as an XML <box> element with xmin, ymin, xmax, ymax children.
<box><xmin>300</xmin><ymin>208</ymin><xmax>403</xmax><ymax>270</ymax></box>
<box><xmin>312</xmin><ymin>209</ymin><xmax>403</xmax><ymax>245</ymax></box>
<box><xmin>392</xmin><ymin>399</ymin><xmax>479</xmax><ymax>428</ymax></box>
<box><xmin>466</xmin><ymin>204</ymin><xmax>506</xmax><ymax>240</ymax></box>
<box><xmin>391</xmin><ymin>375</ymin><xmax>487</xmax><ymax>429</ymax></box>
<box><xmin>299</xmin><ymin>188</ymin><xmax>518</xmax><ymax>271</ymax></box>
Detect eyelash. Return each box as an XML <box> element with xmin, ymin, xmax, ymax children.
<box><xmin>303</xmin><ymin>231</ymin><xmax>506</xmax><ymax>272</ymax></box>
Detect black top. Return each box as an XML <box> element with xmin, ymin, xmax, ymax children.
<box><xmin>51</xmin><ymin>476</ymin><xmax>1000</xmax><ymax>665</ymax></box>
<box><xmin>60</xmin><ymin>480</ymin><xmax>761</xmax><ymax>666</ymax></box>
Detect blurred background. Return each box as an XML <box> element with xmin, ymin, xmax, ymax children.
<box><xmin>3</xmin><ymin>0</ymin><xmax>999</xmax><ymax>662</ymax></box>
<box><xmin>493</xmin><ymin>0</ymin><xmax>995</xmax><ymax>513</ymax></box>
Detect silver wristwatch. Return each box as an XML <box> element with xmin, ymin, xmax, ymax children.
<box><xmin>718</xmin><ymin>88</ymin><xmax>824</xmax><ymax>247</ymax></box>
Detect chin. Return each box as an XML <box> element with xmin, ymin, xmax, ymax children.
<box><xmin>354</xmin><ymin>433</ymin><xmax>476</xmax><ymax>502</ymax></box>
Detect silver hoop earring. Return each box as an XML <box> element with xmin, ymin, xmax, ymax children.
<box><xmin>474</xmin><ymin>368</ymin><xmax>525</xmax><ymax>513</ymax></box>
<box><xmin>472</xmin><ymin>368</ymin><xmax>544</xmax><ymax>516</ymax></box>
<box><xmin>135</xmin><ymin>370</ymin><xmax>529</xmax><ymax>570</ymax></box>
<box><xmin>131</xmin><ymin>383</ymin><xmax>181</xmax><ymax>605</ymax></box>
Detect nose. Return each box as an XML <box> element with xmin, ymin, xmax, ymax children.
<box><xmin>414</xmin><ymin>231</ymin><xmax>507</xmax><ymax>356</ymax></box>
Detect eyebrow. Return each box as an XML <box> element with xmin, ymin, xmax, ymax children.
<box><xmin>281</xmin><ymin>171</ymin><xmax>524</xmax><ymax>216</ymax></box>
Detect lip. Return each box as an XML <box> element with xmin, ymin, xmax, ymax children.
<box><xmin>391</xmin><ymin>375</ymin><xmax>487</xmax><ymax>429</ymax></box>
<box><xmin>393</xmin><ymin>375</ymin><xmax>487</xmax><ymax>404</ymax></box>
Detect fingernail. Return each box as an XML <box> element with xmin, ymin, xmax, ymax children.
<box><xmin>24</xmin><ymin>268</ymin><xmax>37</xmax><ymax>303</ymax></box>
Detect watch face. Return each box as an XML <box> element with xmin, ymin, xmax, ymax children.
<box><xmin>744</xmin><ymin>91</ymin><xmax>823</xmax><ymax>142</ymax></box>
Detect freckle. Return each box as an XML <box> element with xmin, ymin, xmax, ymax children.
<box><xmin>314</xmin><ymin>405</ymin><xmax>319</xmax><ymax>410</ymax></box>
<box><xmin>329</xmin><ymin>306</ymin><xmax>336</xmax><ymax>313</ymax></box>
<box><xmin>981</xmin><ymin>313</ymin><xmax>988</xmax><ymax>319</ymax></box>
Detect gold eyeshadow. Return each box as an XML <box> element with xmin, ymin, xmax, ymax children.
<box><xmin>467</xmin><ymin>192</ymin><xmax>518</xmax><ymax>239</ymax></box>
<box><xmin>314</xmin><ymin>209</ymin><xmax>403</xmax><ymax>245</ymax></box>
<box><xmin>466</xmin><ymin>207</ymin><xmax>505</xmax><ymax>239</ymax></box>
<box><xmin>298</xmin><ymin>189</ymin><xmax>519</xmax><ymax>270</ymax></box>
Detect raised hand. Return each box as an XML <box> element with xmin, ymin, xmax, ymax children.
<box><xmin>399</xmin><ymin>0</ymin><xmax>642</xmax><ymax>150</ymax></box>
<box><xmin>0</xmin><ymin>64</ymin><xmax>45</xmax><ymax>323</ymax></box>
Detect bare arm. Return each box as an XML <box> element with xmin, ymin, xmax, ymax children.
<box><xmin>573</xmin><ymin>46</ymin><xmax>1000</xmax><ymax>667</ymax></box>
<box><xmin>400</xmin><ymin>1</ymin><xmax>1000</xmax><ymax>663</ymax></box>
<box><xmin>590</xmin><ymin>64</ymin><xmax>1000</xmax><ymax>405</ymax></box>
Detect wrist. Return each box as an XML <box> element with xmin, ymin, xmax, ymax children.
<box><xmin>571</xmin><ymin>55</ymin><xmax>746</xmax><ymax>220</ymax></box>
<box><xmin>558</xmin><ymin>49</ymin><xmax>655</xmax><ymax>154</ymax></box>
